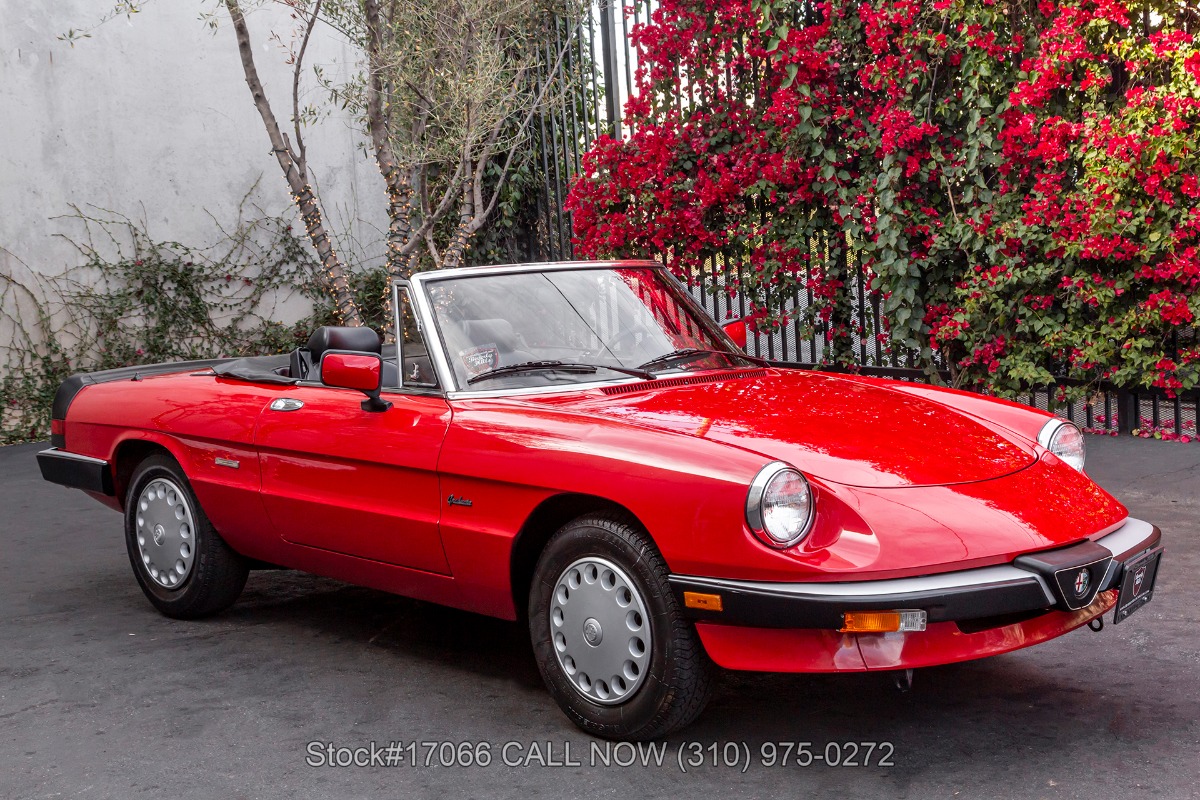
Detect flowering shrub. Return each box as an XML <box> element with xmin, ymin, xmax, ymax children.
<box><xmin>566</xmin><ymin>0</ymin><xmax>1200</xmax><ymax>398</ymax></box>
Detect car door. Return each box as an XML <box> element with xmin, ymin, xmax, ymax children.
<box><xmin>254</xmin><ymin>384</ymin><xmax>452</xmax><ymax>574</ymax></box>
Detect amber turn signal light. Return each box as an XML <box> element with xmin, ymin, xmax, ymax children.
<box><xmin>683</xmin><ymin>592</ymin><xmax>723</xmax><ymax>612</ymax></box>
<box><xmin>840</xmin><ymin>610</ymin><xmax>927</xmax><ymax>633</ymax></box>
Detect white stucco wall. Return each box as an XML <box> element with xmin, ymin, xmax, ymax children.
<box><xmin>0</xmin><ymin>0</ymin><xmax>387</xmax><ymax>349</ymax></box>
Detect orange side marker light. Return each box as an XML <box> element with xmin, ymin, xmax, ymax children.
<box><xmin>683</xmin><ymin>592</ymin><xmax>723</xmax><ymax>612</ymax></box>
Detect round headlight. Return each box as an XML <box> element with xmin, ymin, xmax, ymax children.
<box><xmin>746</xmin><ymin>462</ymin><xmax>815</xmax><ymax>548</ymax></box>
<box><xmin>1037</xmin><ymin>419</ymin><xmax>1086</xmax><ymax>471</ymax></box>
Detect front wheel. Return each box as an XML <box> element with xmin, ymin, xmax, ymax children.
<box><xmin>124</xmin><ymin>454</ymin><xmax>248</xmax><ymax>619</ymax></box>
<box><xmin>528</xmin><ymin>513</ymin><xmax>714</xmax><ymax>740</ymax></box>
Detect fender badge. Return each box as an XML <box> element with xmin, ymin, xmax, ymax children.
<box><xmin>447</xmin><ymin>495</ymin><xmax>473</xmax><ymax>508</ymax></box>
<box><xmin>215</xmin><ymin>457</ymin><xmax>240</xmax><ymax>469</ymax></box>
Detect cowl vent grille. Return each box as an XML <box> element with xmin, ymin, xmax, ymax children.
<box><xmin>600</xmin><ymin>369</ymin><xmax>764</xmax><ymax>396</ymax></box>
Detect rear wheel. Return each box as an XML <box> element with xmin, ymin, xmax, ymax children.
<box><xmin>124</xmin><ymin>454</ymin><xmax>248</xmax><ymax>619</ymax></box>
<box><xmin>528</xmin><ymin>512</ymin><xmax>714</xmax><ymax>740</ymax></box>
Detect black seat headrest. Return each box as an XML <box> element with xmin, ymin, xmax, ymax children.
<box><xmin>462</xmin><ymin>319</ymin><xmax>519</xmax><ymax>352</ymax></box>
<box><xmin>306</xmin><ymin>326</ymin><xmax>382</xmax><ymax>361</ymax></box>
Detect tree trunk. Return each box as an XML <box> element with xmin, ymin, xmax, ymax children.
<box><xmin>224</xmin><ymin>0</ymin><xmax>362</xmax><ymax>327</ymax></box>
<box><xmin>441</xmin><ymin>182</ymin><xmax>475</xmax><ymax>270</ymax></box>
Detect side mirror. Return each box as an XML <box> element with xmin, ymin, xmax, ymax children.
<box><xmin>321</xmin><ymin>351</ymin><xmax>392</xmax><ymax>412</ymax></box>
<box><xmin>722</xmin><ymin>318</ymin><xmax>748</xmax><ymax>350</ymax></box>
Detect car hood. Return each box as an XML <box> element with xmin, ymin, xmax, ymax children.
<box><xmin>574</xmin><ymin>369</ymin><xmax>1037</xmax><ymax>488</ymax></box>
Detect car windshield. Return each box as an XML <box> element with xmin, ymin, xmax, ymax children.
<box><xmin>424</xmin><ymin>266</ymin><xmax>753</xmax><ymax>390</ymax></box>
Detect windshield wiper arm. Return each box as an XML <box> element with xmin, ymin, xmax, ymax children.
<box><xmin>467</xmin><ymin>360</ymin><xmax>657</xmax><ymax>385</ymax></box>
<box><xmin>637</xmin><ymin>348</ymin><xmax>767</xmax><ymax>371</ymax></box>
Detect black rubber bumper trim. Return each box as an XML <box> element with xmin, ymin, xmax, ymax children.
<box><xmin>669</xmin><ymin>573</ymin><xmax>1052</xmax><ymax>629</ymax></box>
<box><xmin>37</xmin><ymin>448</ymin><xmax>114</xmax><ymax>496</ymax></box>
<box><xmin>672</xmin><ymin>520</ymin><xmax>1163</xmax><ymax>630</ymax></box>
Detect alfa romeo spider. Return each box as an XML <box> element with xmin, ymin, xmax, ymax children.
<box><xmin>38</xmin><ymin>261</ymin><xmax>1164</xmax><ymax>739</ymax></box>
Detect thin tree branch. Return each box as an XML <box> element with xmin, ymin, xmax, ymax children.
<box><xmin>223</xmin><ymin>0</ymin><xmax>360</xmax><ymax>325</ymax></box>
<box><xmin>291</xmin><ymin>0</ymin><xmax>323</xmax><ymax>168</ymax></box>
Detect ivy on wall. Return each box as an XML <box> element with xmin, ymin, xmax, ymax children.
<box><xmin>0</xmin><ymin>206</ymin><xmax>388</xmax><ymax>444</ymax></box>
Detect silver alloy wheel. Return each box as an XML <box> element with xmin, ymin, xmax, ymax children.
<box><xmin>549</xmin><ymin>556</ymin><xmax>652</xmax><ymax>706</ymax></box>
<box><xmin>134</xmin><ymin>477</ymin><xmax>197</xmax><ymax>590</ymax></box>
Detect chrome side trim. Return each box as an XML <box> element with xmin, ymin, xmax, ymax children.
<box><xmin>37</xmin><ymin>448</ymin><xmax>108</xmax><ymax>466</ymax></box>
<box><xmin>677</xmin><ymin>564</ymin><xmax>1057</xmax><ymax>606</ymax></box>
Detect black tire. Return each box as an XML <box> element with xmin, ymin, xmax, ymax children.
<box><xmin>528</xmin><ymin>512</ymin><xmax>714</xmax><ymax>740</ymax></box>
<box><xmin>123</xmin><ymin>454</ymin><xmax>248</xmax><ymax>619</ymax></box>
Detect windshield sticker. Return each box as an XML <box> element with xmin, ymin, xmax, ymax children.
<box><xmin>460</xmin><ymin>345</ymin><xmax>500</xmax><ymax>378</ymax></box>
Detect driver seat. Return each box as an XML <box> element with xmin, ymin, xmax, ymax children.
<box><xmin>294</xmin><ymin>326</ymin><xmax>382</xmax><ymax>382</ymax></box>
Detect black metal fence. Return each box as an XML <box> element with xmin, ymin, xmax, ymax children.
<box><xmin>526</xmin><ymin>1</ymin><xmax>1200</xmax><ymax>439</ymax></box>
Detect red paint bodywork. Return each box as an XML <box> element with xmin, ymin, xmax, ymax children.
<box><xmin>58</xmin><ymin>356</ymin><xmax>1131</xmax><ymax>674</ymax></box>
<box><xmin>697</xmin><ymin>591</ymin><xmax>1118</xmax><ymax>672</ymax></box>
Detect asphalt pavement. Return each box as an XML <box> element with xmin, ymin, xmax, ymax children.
<box><xmin>2</xmin><ymin>436</ymin><xmax>1198</xmax><ymax>800</ymax></box>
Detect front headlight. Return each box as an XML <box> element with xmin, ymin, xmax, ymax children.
<box><xmin>746</xmin><ymin>462</ymin><xmax>815</xmax><ymax>548</ymax></box>
<box><xmin>1037</xmin><ymin>419</ymin><xmax>1086</xmax><ymax>471</ymax></box>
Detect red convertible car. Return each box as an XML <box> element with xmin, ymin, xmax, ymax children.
<box><xmin>38</xmin><ymin>261</ymin><xmax>1163</xmax><ymax>739</ymax></box>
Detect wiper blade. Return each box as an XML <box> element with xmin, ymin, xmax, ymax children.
<box><xmin>637</xmin><ymin>348</ymin><xmax>767</xmax><ymax>371</ymax></box>
<box><xmin>467</xmin><ymin>360</ymin><xmax>656</xmax><ymax>385</ymax></box>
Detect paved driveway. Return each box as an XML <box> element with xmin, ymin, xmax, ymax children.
<box><xmin>2</xmin><ymin>436</ymin><xmax>1197</xmax><ymax>799</ymax></box>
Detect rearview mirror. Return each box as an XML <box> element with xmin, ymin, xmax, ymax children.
<box><xmin>722</xmin><ymin>318</ymin><xmax>748</xmax><ymax>349</ymax></box>
<box><xmin>321</xmin><ymin>351</ymin><xmax>392</xmax><ymax>412</ymax></box>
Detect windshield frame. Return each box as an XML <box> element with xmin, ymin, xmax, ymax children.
<box><xmin>408</xmin><ymin>260</ymin><xmax>751</xmax><ymax>397</ymax></box>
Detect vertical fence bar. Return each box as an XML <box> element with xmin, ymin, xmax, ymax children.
<box><xmin>536</xmin><ymin>54</ymin><xmax>557</xmax><ymax>261</ymax></box>
<box><xmin>547</xmin><ymin>38</ymin><xmax>571</xmax><ymax>257</ymax></box>
<box><xmin>1117</xmin><ymin>389</ymin><xmax>1137</xmax><ymax>434</ymax></box>
<box><xmin>587</xmin><ymin>4</ymin><xmax>601</xmax><ymax>142</ymax></box>
<box><xmin>560</xmin><ymin>19</ymin><xmax>583</xmax><ymax>176</ymax></box>
<box><xmin>599</xmin><ymin>0</ymin><xmax>621</xmax><ymax>138</ymax></box>
<box><xmin>855</xmin><ymin>247</ymin><xmax>866</xmax><ymax>365</ymax></box>
<box><xmin>621</xmin><ymin>0</ymin><xmax>634</xmax><ymax>111</ymax></box>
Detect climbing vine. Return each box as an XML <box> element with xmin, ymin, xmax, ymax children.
<box><xmin>0</xmin><ymin>205</ymin><xmax>385</xmax><ymax>444</ymax></box>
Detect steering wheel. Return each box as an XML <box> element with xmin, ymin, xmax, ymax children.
<box><xmin>601</xmin><ymin>327</ymin><xmax>647</xmax><ymax>356</ymax></box>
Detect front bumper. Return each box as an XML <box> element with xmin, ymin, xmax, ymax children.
<box><xmin>669</xmin><ymin>517</ymin><xmax>1161</xmax><ymax>630</ymax></box>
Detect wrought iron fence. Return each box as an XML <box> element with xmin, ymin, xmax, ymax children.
<box><xmin>525</xmin><ymin>0</ymin><xmax>1200</xmax><ymax>437</ymax></box>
